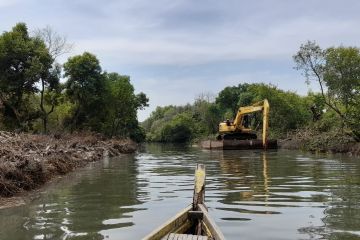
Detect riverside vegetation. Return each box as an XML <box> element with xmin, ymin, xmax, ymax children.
<box><xmin>0</xmin><ymin>23</ymin><xmax>148</xmax><ymax>199</ymax></box>
<box><xmin>1</xmin><ymin>22</ymin><xmax>360</xmax><ymax>200</ymax></box>
<box><xmin>0</xmin><ymin>23</ymin><xmax>148</xmax><ymax>139</ymax></box>
<box><xmin>143</xmin><ymin>41</ymin><xmax>360</xmax><ymax>155</ymax></box>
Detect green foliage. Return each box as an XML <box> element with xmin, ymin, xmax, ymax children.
<box><xmin>63</xmin><ymin>52</ymin><xmax>106</xmax><ymax>130</ymax></box>
<box><xmin>248</xmin><ymin>84</ymin><xmax>311</xmax><ymax>137</ymax></box>
<box><xmin>0</xmin><ymin>23</ymin><xmax>54</xmax><ymax>129</ymax></box>
<box><xmin>101</xmin><ymin>72</ymin><xmax>148</xmax><ymax>140</ymax></box>
<box><xmin>143</xmin><ymin>104</ymin><xmax>205</xmax><ymax>143</ymax></box>
<box><xmin>144</xmin><ymin>83</ymin><xmax>313</xmax><ymax>142</ymax></box>
<box><xmin>193</xmin><ymin>97</ymin><xmax>221</xmax><ymax>134</ymax></box>
<box><xmin>293</xmin><ymin>40</ymin><xmax>326</xmax><ymax>85</ymax></box>
<box><xmin>62</xmin><ymin>56</ymin><xmax>148</xmax><ymax>140</ymax></box>
<box><xmin>0</xmin><ymin>23</ymin><xmax>148</xmax><ymax>141</ymax></box>
<box><xmin>161</xmin><ymin>113</ymin><xmax>193</xmax><ymax>143</ymax></box>
<box><xmin>216</xmin><ymin>84</ymin><xmax>250</xmax><ymax>116</ymax></box>
<box><xmin>325</xmin><ymin>47</ymin><xmax>360</xmax><ymax>107</ymax></box>
<box><xmin>47</xmin><ymin>96</ymin><xmax>75</xmax><ymax>131</ymax></box>
<box><xmin>294</xmin><ymin>41</ymin><xmax>360</xmax><ymax>141</ymax></box>
<box><xmin>324</xmin><ymin>47</ymin><xmax>360</xmax><ymax>137</ymax></box>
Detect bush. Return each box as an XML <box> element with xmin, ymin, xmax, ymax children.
<box><xmin>161</xmin><ymin>113</ymin><xmax>194</xmax><ymax>142</ymax></box>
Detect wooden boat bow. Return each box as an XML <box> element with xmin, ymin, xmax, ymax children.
<box><xmin>142</xmin><ymin>164</ymin><xmax>225</xmax><ymax>240</ymax></box>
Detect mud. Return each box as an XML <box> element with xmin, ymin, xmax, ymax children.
<box><xmin>0</xmin><ymin>131</ymin><xmax>137</xmax><ymax>199</ymax></box>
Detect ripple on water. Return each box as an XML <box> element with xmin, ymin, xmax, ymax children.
<box><xmin>1</xmin><ymin>147</ymin><xmax>360</xmax><ymax>240</ymax></box>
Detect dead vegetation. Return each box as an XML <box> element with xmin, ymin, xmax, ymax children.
<box><xmin>280</xmin><ymin>128</ymin><xmax>360</xmax><ymax>156</ymax></box>
<box><xmin>0</xmin><ymin>131</ymin><xmax>137</xmax><ymax>197</ymax></box>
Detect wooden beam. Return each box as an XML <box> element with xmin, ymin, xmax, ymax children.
<box><xmin>193</xmin><ymin>164</ymin><xmax>205</xmax><ymax>210</ymax></box>
<box><xmin>198</xmin><ymin>204</ymin><xmax>225</xmax><ymax>240</ymax></box>
<box><xmin>142</xmin><ymin>205</ymin><xmax>192</xmax><ymax>240</ymax></box>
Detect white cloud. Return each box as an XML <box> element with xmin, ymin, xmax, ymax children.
<box><xmin>2</xmin><ymin>0</ymin><xmax>360</xmax><ymax>121</ymax></box>
<box><xmin>0</xmin><ymin>0</ymin><xmax>18</xmax><ymax>7</ymax></box>
<box><xmin>71</xmin><ymin>17</ymin><xmax>360</xmax><ymax>66</ymax></box>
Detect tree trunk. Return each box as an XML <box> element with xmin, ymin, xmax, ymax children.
<box><xmin>43</xmin><ymin>115</ymin><xmax>48</xmax><ymax>134</ymax></box>
<box><xmin>40</xmin><ymin>79</ymin><xmax>47</xmax><ymax>134</ymax></box>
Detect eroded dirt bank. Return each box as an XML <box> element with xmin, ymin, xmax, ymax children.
<box><xmin>0</xmin><ymin>131</ymin><xmax>137</xmax><ymax>199</ymax></box>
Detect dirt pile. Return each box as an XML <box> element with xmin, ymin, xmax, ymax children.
<box><xmin>0</xmin><ymin>131</ymin><xmax>137</xmax><ymax>197</ymax></box>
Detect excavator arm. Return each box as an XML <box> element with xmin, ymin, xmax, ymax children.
<box><xmin>262</xmin><ymin>99</ymin><xmax>269</xmax><ymax>149</ymax></box>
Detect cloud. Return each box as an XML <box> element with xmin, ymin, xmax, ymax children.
<box><xmin>72</xmin><ymin>17</ymin><xmax>360</xmax><ymax>66</ymax></box>
<box><xmin>1</xmin><ymin>0</ymin><xmax>360</xmax><ymax>121</ymax></box>
<box><xmin>0</xmin><ymin>0</ymin><xmax>19</xmax><ymax>7</ymax></box>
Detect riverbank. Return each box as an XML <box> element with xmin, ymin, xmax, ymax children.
<box><xmin>279</xmin><ymin>129</ymin><xmax>360</xmax><ymax>156</ymax></box>
<box><xmin>0</xmin><ymin>131</ymin><xmax>137</xmax><ymax>200</ymax></box>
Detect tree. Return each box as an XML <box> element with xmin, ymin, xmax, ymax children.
<box><xmin>143</xmin><ymin>82</ymin><xmax>314</xmax><ymax>142</ymax></box>
<box><xmin>293</xmin><ymin>41</ymin><xmax>338</xmax><ymax>114</ymax></box>
<box><xmin>294</xmin><ymin>41</ymin><xmax>360</xmax><ymax>141</ymax></box>
<box><xmin>324</xmin><ymin>47</ymin><xmax>360</xmax><ymax>138</ymax></box>
<box><xmin>34</xmin><ymin>26</ymin><xmax>73</xmax><ymax>59</ymax></box>
<box><xmin>34</xmin><ymin>26</ymin><xmax>73</xmax><ymax>133</ymax></box>
<box><xmin>215</xmin><ymin>84</ymin><xmax>250</xmax><ymax>117</ymax></box>
<box><xmin>105</xmin><ymin>73</ymin><xmax>139</xmax><ymax>137</ymax></box>
<box><xmin>0</xmin><ymin>23</ymin><xmax>54</xmax><ymax>130</ymax></box>
<box><xmin>193</xmin><ymin>94</ymin><xmax>220</xmax><ymax>135</ymax></box>
<box><xmin>324</xmin><ymin>47</ymin><xmax>360</xmax><ymax>110</ymax></box>
<box><xmin>248</xmin><ymin>84</ymin><xmax>311</xmax><ymax>136</ymax></box>
<box><xmin>135</xmin><ymin>92</ymin><xmax>149</xmax><ymax>110</ymax></box>
<box><xmin>216</xmin><ymin>86</ymin><xmax>241</xmax><ymax>116</ymax></box>
<box><xmin>161</xmin><ymin>113</ymin><xmax>193</xmax><ymax>143</ymax></box>
<box><xmin>204</xmin><ymin>104</ymin><xmax>221</xmax><ymax>134</ymax></box>
<box><xmin>38</xmin><ymin>64</ymin><xmax>61</xmax><ymax>133</ymax></box>
<box><xmin>63</xmin><ymin>52</ymin><xmax>106</xmax><ymax>130</ymax></box>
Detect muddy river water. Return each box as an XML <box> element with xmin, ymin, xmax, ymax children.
<box><xmin>1</xmin><ymin>144</ymin><xmax>360</xmax><ymax>240</ymax></box>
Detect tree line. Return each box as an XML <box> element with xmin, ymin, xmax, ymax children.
<box><xmin>0</xmin><ymin>23</ymin><xmax>148</xmax><ymax>141</ymax></box>
<box><xmin>143</xmin><ymin>41</ymin><xmax>360</xmax><ymax>144</ymax></box>
<box><xmin>142</xmin><ymin>83</ymin><xmax>313</xmax><ymax>142</ymax></box>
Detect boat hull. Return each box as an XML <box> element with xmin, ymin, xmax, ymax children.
<box><xmin>142</xmin><ymin>204</ymin><xmax>225</xmax><ymax>240</ymax></box>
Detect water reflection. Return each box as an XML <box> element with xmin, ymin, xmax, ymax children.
<box><xmin>213</xmin><ymin>150</ymin><xmax>360</xmax><ymax>239</ymax></box>
<box><xmin>0</xmin><ymin>154</ymin><xmax>144</xmax><ymax>240</ymax></box>
<box><xmin>0</xmin><ymin>145</ymin><xmax>360</xmax><ymax>240</ymax></box>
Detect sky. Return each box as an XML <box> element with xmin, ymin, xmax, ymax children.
<box><xmin>1</xmin><ymin>0</ymin><xmax>360</xmax><ymax>121</ymax></box>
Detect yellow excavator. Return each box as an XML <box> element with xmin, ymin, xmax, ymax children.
<box><xmin>217</xmin><ymin>99</ymin><xmax>270</xmax><ymax>148</ymax></box>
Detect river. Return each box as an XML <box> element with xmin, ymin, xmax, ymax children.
<box><xmin>0</xmin><ymin>144</ymin><xmax>360</xmax><ymax>240</ymax></box>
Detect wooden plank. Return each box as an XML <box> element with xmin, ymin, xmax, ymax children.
<box><xmin>193</xmin><ymin>164</ymin><xmax>206</xmax><ymax>235</ymax></box>
<box><xmin>198</xmin><ymin>204</ymin><xmax>225</xmax><ymax>240</ymax></box>
<box><xmin>142</xmin><ymin>205</ymin><xmax>192</xmax><ymax>240</ymax></box>
<box><xmin>197</xmin><ymin>236</ymin><xmax>208</xmax><ymax>240</ymax></box>
<box><xmin>164</xmin><ymin>234</ymin><xmax>195</xmax><ymax>240</ymax></box>
<box><xmin>179</xmin><ymin>234</ymin><xmax>189</xmax><ymax>239</ymax></box>
<box><xmin>193</xmin><ymin>164</ymin><xmax>205</xmax><ymax>209</ymax></box>
<box><xmin>185</xmin><ymin>235</ymin><xmax>194</xmax><ymax>240</ymax></box>
<box><xmin>161</xmin><ymin>233</ymin><xmax>171</xmax><ymax>240</ymax></box>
